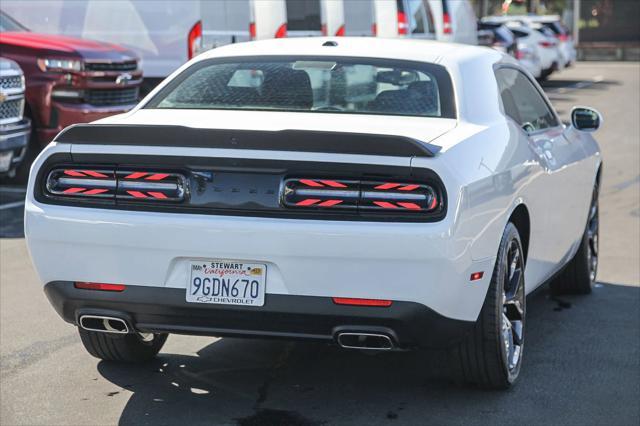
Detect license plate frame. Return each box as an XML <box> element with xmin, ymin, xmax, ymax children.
<box><xmin>186</xmin><ymin>260</ymin><xmax>266</xmax><ymax>307</ymax></box>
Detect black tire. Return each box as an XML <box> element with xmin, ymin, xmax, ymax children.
<box><xmin>78</xmin><ymin>328</ymin><xmax>168</xmax><ymax>362</ymax></box>
<box><xmin>550</xmin><ymin>183</ymin><xmax>599</xmax><ymax>295</ymax></box>
<box><xmin>449</xmin><ymin>222</ymin><xmax>526</xmax><ymax>389</ymax></box>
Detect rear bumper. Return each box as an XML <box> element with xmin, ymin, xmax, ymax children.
<box><xmin>44</xmin><ymin>281</ymin><xmax>474</xmax><ymax>349</ymax></box>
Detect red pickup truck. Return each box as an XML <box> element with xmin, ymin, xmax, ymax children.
<box><xmin>0</xmin><ymin>12</ymin><xmax>142</xmax><ymax>180</ymax></box>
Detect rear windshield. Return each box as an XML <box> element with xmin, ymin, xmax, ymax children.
<box><xmin>145</xmin><ymin>57</ymin><xmax>456</xmax><ymax>118</ymax></box>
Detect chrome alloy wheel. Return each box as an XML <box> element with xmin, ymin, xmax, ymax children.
<box><xmin>587</xmin><ymin>188</ymin><xmax>599</xmax><ymax>283</ymax></box>
<box><xmin>502</xmin><ymin>239</ymin><xmax>525</xmax><ymax>374</ymax></box>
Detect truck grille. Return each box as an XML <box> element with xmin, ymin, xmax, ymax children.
<box><xmin>84</xmin><ymin>61</ymin><xmax>137</xmax><ymax>72</ymax></box>
<box><xmin>85</xmin><ymin>88</ymin><xmax>139</xmax><ymax>106</ymax></box>
<box><xmin>0</xmin><ymin>98</ymin><xmax>23</xmax><ymax>121</ymax></box>
<box><xmin>0</xmin><ymin>75</ymin><xmax>23</xmax><ymax>90</ymax></box>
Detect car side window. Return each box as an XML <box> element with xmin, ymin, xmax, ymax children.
<box><xmin>495</xmin><ymin>67</ymin><xmax>559</xmax><ymax>132</ymax></box>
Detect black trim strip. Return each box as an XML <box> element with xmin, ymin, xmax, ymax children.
<box><xmin>55</xmin><ymin>124</ymin><xmax>441</xmax><ymax>158</ymax></box>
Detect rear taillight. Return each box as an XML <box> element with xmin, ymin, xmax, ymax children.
<box><xmin>371</xmin><ymin>22</ymin><xmax>377</xmax><ymax>36</ymax></box>
<box><xmin>188</xmin><ymin>20</ymin><xmax>202</xmax><ymax>60</ymax></box>
<box><xmin>46</xmin><ymin>168</ymin><xmax>116</xmax><ymax>198</ymax></box>
<box><xmin>443</xmin><ymin>12</ymin><xmax>452</xmax><ymax>34</ymax></box>
<box><xmin>117</xmin><ymin>171</ymin><xmax>186</xmax><ymax>201</ymax></box>
<box><xmin>249</xmin><ymin>22</ymin><xmax>257</xmax><ymax>40</ymax></box>
<box><xmin>397</xmin><ymin>11</ymin><xmax>408</xmax><ymax>35</ymax></box>
<box><xmin>558</xmin><ymin>34</ymin><xmax>569</xmax><ymax>42</ymax></box>
<box><xmin>282</xmin><ymin>178</ymin><xmax>440</xmax><ymax>213</ymax></box>
<box><xmin>275</xmin><ymin>23</ymin><xmax>287</xmax><ymax>38</ymax></box>
<box><xmin>335</xmin><ymin>24</ymin><xmax>345</xmax><ymax>37</ymax></box>
<box><xmin>46</xmin><ymin>168</ymin><xmax>187</xmax><ymax>202</ymax></box>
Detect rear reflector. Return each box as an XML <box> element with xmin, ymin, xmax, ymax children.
<box><xmin>470</xmin><ymin>272</ymin><xmax>484</xmax><ymax>281</ymax></box>
<box><xmin>333</xmin><ymin>297</ymin><xmax>393</xmax><ymax>307</ymax></box>
<box><xmin>74</xmin><ymin>282</ymin><xmax>126</xmax><ymax>292</ymax></box>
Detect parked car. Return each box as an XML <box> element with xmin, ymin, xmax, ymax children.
<box><xmin>1</xmin><ymin>0</ymin><xmax>200</xmax><ymax>94</ymax></box>
<box><xmin>0</xmin><ymin>58</ymin><xmax>30</xmax><ymax>178</ymax></box>
<box><xmin>517</xmin><ymin>15</ymin><xmax>576</xmax><ymax>67</ymax></box>
<box><xmin>477</xmin><ymin>22</ymin><xmax>518</xmax><ymax>57</ymax></box>
<box><xmin>483</xmin><ymin>17</ymin><xmax>561</xmax><ymax>80</ymax></box>
<box><xmin>26</xmin><ymin>37</ymin><xmax>603</xmax><ymax>389</ymax></box>
<box><xmin>0</xmin><ymin>11</ymin><xmax>142</xmax><ymax>180</ymax></box>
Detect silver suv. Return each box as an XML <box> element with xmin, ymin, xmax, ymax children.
<box><xmin>0</xmin><ymin>57</ymin><xmax>30</xmax><ymax>177</ymax></box>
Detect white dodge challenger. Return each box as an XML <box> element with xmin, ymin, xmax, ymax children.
<box><xmin>25</xmin><ymin>38</ymin><xmax>602</xmax><ymax>389</ymax></box>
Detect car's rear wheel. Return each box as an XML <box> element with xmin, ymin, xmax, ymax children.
<box><xmin>78</xmin><ymin>328</ymin><xmax>168</xmax><ymax>362</ymax></box>
<box><xmin>550</xmin><ymin>183</ymin><xmax>599</xmax><ymax>295</ymax></box>
<box><xmin>449</xmin><ymin>222</ymin><xmax>526</xmax><ymax>389</ymax></box>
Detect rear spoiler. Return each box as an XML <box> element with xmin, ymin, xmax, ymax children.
<box><xmin>55</xmin><ymin>124</ymin><xmax>441</xmax><ymax>158</ymax></box>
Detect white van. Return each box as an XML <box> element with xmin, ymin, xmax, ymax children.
<box><xmin>1</xmin><ymin>0</ymin><xmax>203</xmax><ymax>87</ymax></box>
<box><xmin>344</xmin><ymin>0</ymin><xmax>476</xmax><ymax>44</ymax></box>
<box><xmin>201</xmin><ymin>0</ymin><xmax>287</xmax><ymax>47</ymax></box>
<box><xmin>285</xmin><ymin>0</ymin><xmax>345</xmax><ymax>37</ymax></box>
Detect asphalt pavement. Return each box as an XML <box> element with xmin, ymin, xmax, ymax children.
<box><xmin>1</xmin><ymin>62</ymin><xmax>639</xmax><ymax>426</ymax></box>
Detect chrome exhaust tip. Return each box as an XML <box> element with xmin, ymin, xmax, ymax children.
<box><xmin>336</xmin><ymin>332</ymin><xmax>394</xmax><ymax>351</ymax></box>
<box><xmin>79</xmin><ymin>315</ymin><xmax>130</xmax><ymax>334</ymax></box>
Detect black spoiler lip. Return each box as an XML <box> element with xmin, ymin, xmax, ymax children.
<box><xmin>55</xmin><ymin>124</ymin><xmax>441</xmax><ymax>158</ymax></box>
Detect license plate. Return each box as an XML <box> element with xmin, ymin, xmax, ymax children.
<box><xmin>187</xmin><ymin>261</ymin><xmax>266</xmax><ymax>306</ymax></box>
<box><xmin>0</xmin><ymin>152</ymin><xmax>13</xmax><ymax>173</ymax></box>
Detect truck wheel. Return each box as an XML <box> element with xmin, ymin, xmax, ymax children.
<box><xmin>550</xmin><ymin>183</ymin><xmax>599</xmax><ymax>295</ymax></box>
<box><xmin>78</xmin><ymin>328</ymin><xmax>168</xmax><ymax>362</ymax></box>
<box><xmin>449</xmin><ymin>222</ymin><xmax>526</xmax><ymax>389</ymax></box>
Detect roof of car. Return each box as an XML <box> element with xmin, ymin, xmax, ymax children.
<box><xmin>197</xmin><ymin>37</ymin><xmax>505</xmax><ymax>67</ymax></box>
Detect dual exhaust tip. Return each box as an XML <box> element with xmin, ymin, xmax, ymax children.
<box><xmin>336</xmin><ymin>332</ymin><xmax>395</xmax><ymax>351</ymax></box>
<box><xmin>79</xmin><ymin>315</ymin><xmax>396</xmax><ymax>351</ymax></box>
<box><xmin>79</xmin><ymin>315</ymin><xmax>130</xmax><ymax>334</ymax></box>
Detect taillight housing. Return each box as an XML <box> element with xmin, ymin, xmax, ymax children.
<box><xmin>274</xmin><ymin>23</ymin><xmax>287</xmax><ymax>38</ymax></box>
<box><xmin>188</xmin><ymin>20</ymin><xmax>202</xmax><ymax>59</ymax></box>
<box><xmin>46</xmin><ymin>167</ymin><xmax>187</xmax><ymax>203</ymax></box>
<box><xmin>282</xmin><ymin>178</ymin><xmax>442</xmax><ymax>215</ymax></box>
<box><xmin>397</xmin><ymin>11</ymin><xmax>408</xmax><ymax>35</ymax></box>
<box><xmin>443</xmin><ymin>12</ymin><xmax>452</xmax><ymax>34</ymax></box>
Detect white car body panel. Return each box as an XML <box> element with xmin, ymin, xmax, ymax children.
<box><xmin>25</xmin><ymin>38</ymin><xmax>601</xmax><ymax>326</ymax></box>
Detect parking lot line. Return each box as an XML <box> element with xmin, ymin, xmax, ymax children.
<box><xmin>0</xmin><ymin>201</ymin><xmax>25</xmax><ymax>210</ymax></box>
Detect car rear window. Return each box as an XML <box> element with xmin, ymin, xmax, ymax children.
<box><xmin>145</xmin><ymin>57</ymin><xmax>456</xmax><ymax>118</ymax></box>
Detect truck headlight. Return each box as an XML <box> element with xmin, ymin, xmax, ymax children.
<box><xmin>37</xmin><ymin>58</ymin><xmax>83</xmax><ymax>72</ymax></box>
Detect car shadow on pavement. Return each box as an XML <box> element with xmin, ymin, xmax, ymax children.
<box><xmin>97</xmin><ymin>283</ymin><xmax>639</xmax><ymax>426</ymax></box>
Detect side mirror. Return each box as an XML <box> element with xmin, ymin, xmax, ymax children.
<box><xmin>571</xmin><ymin>107</ymin><xmax>602</xmax><ymax>132</ymax></box>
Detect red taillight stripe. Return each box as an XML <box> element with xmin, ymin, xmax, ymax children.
<box><xmin>375</xmin><ymin>183</ymin><xmax>401</xmax><ymax>190</ymax></box>
<box><xmin>398</xmin><ymin>184</ymin><xmax>420</xmax><ymax>191</ymax></box>
<box><xmin>74</xmin><ymin>282</ymin><xmax>126</xmax><ymax>292</ymax></box>
<box><xmin>82</xmin><ymin>170</ymin><xmax>108</xmax><ymax>178</ymax></box>
<box><xmin>319</xmin><ymin>199</ymin><xmax>343</xmax><ymax>207</ymax></box>
<box><xmin>63</xmin><ymin>187</ymin><xmax>87</xmax><ymax>194</ymax></box>
<box><xmin>299</xmin><ymin>179</ymin><xmax>324</xmax><ymax>187</ymax></box>
<box><xmin>397</xmin><ymin>202</ymin><xmax>421</xmax><ymax>210</ymax></box>
<box><xmin>64</xmin><ymin>170</ymin><xmax>85</xmax><ymax>177</ymax></box>
<box><xmin>146</xmin><ymin>173</ymin><xmax>169</xmax><ymax>181</ymax></box>
<box><xmin>148</xmin><ymin>191</ymin><xmax>168</xmax><ymax>199</ymax></box>
<box><xmin>83</xmin><ymin>188</ymin><xmax>109</xmax><ymax>195</ymax></box>
<box><xmin>125</xmin><ymin>172</ymin><xmax>147</xmax><ymax>180</ymax></box>
<box><xmin>127</xmin><ymin>190</ymin><xmax>147</xmax><ymax>198</ymax></box>
<box><xmin>296</xmin><ymin>198</ymin><xmax>320</xmax><ymax>206</ymax></box>
<box><xmin>319</xmin><ymin>180</ymin><xmax>347</xmax><ymax>188</ymax></box>
<box><xmin>333</xmin><ymin>297</ymin><xmax>392</xmax><ymax>307</ymax></box>
<box><xmin>373</xmin><ymin>201</ymin><xmax>398</xmax><ymax>209</ymax></box>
